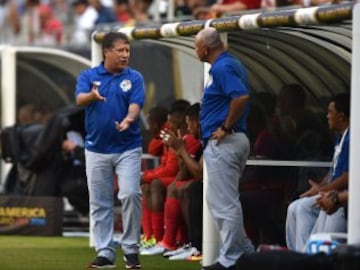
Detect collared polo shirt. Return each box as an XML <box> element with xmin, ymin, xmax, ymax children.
<box><xmin>75</xmin><ymin>63</ymin><xmax>145</xmax><ymax>154</ymax></box>
<box><xmin>200</xmin><ymin>51</ymin><xmax>249</xmax><ymax>142</ymax></box>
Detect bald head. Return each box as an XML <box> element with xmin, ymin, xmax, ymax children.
<box><xmin>194</xmin><ymin>27</ymin><xmax>225</xmax><ymax>63</ymax></box>
<box><xmin>196</xmin><ymin>27</ymin><xmax>223</xmax><ymax>49</ymax></box>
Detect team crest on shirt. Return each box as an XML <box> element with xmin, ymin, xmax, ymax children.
<box><xmin>120</xmin><ymin>79</ymin><xmax>132</xmax><ymax>92</ymax></box>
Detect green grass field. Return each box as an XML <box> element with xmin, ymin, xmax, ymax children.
<box><xmin>0</xmin><ymin>236</ymin><xmax>201</xmax><ymax>270</ymax></box>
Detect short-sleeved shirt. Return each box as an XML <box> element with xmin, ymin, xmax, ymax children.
<box><xmin>330</xmin><ymin>128</ymin><xmax>349</xmax><ymax>181</ymax></box>
<box><xmin>75</xmin><ymin>63</ymin><xmax>145</xmax><ymax>154</ymax></box>
<box><xmin>200</xmin><ymin>51</ymin><xmax>249</xmax><ymax>143</ymax></box>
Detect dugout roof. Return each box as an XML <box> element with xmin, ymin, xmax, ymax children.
<box><xmin>93</xmin><ymin>2</ymin><xmax>354</xmax><ymax>112</ymax></box>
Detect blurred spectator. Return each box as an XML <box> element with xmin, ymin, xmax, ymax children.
<box><xmin>0</xmin><ymin>0</ymin><xmax>350</xmax><ymax>45</ymax></box>
<box><xmin>292</xmin><ymin>0</ymin><xmax>341</xmax><ymax>7</ymax></box>
<box><xmin>210</xmin><ymin>0</ymin><xmax>261</xmax><ymax>16</ymax></box>
<box><xmin>0</xmin><ymin>0</ymin><xmax>7</xmax><ymax>27</ymax></box>
<box><xmin>260</xmin><ymin>0</ymin><xmax>299</xmax><ymax>9</ymax></box>
<box><xmin>148</xmin><ymin>0</ymin><xmax>168</xmax><ymax>20</ymax></box>
<box><xmin>114</xmin><ymin>0</ymin><xmax>132</xmax><ymax>23</ymax></box>
<box><xmin>89</xmin><ymin>0</ymin><xmax>117</xmax><ymax>24</ymax></box>
<box><xmin>100</xmin><ymin>0</ymin><xmax>114</xmax><ymax>7</ymax></box>
<box><xmin>276</xmin><ymin>84</ymin><xmax>324</xmax><ymax>159</ymax></box>
<box><xmin>194</xmin><ymin>0</ymin><xmax>261</xmax><ymax>19</ymax></box>
<box><xmin>33</xmin><ymin>103</ymin><xmax>53</xmax><ymax>124</ymax></box>
<box><xmin>187</xmin><ymin>0</ymin><xmax>211</xmax><ymax>19</ymax></box>
<box><xmin>4</xmin><ymin>1</ymin><xmax>64</xmax><ymax>45</ymax></box>
<box><xmin>3</xmin><ymin>1</ymin><xmax>20</xmax><ymax>39</ymax></box>
<box><xmin>35</xmin><ymin>4</ymin><xmax>64</xmax><ymax>45</ymax></box>
<box><xmin>9</xmin><ymin>0</ymin><xmax>41</xmax><ymax>44</ymax></box>
<box><xmin>260</xmin><ymin>0</ymin><xmax>342</xmax><ymax>9</ymax></box>
<box><xmin>128</xmin><ymin>0</ymin><xmax>152</xmax><ymax>25</ymax></box>
<box><xmin>3</xmin><ymin>2</ymin><xmax>23</xmax><ymax>44</ymax></box>
<box><xmin>260</xmin><ymin>0</ymin><xmax>276</xmax><ymax>8</ymax></box>
<box><xmin>17</xmin><ymin>103</ymin><xmax>36</xmax><ymax>124</ymax></box>
<box><xmin>174</xmin><ymin>0</ymin><xmax>192</xmax><ymax>17</ymax></box>
<box><xmin>51</xmin><ymin>0</ymin><xmax>72</xmax><ymax>26</ymax></box>
<box><xmin>247</xmin><ymin>102</ymin><xmax>284</xmax><ymax>159</ymax></box>
<box><xmin>71</xmin><ymin>0</ymin><xmax>98</xmax><ymax>46</ymax></box>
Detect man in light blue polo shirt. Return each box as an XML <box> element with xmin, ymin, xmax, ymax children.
<box><xmin>75</xmin><ymin>32</ymin><xmax>145</xmax><ymax>269</ymax></box>
<box><xmin>195</xmin><ymin>27</ymin><xmax>254</xmax><ymax>270</ymax></box>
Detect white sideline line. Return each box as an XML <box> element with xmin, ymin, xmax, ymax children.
<box><xmin>246</xmin><ymin>160</ymin><xmax>331</xmax><ymax>167</ymax></box>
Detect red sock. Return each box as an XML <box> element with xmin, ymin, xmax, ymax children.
<box><xmin>162</xmin><ymin>198</ymin><xmax>181</xmax><ymax>248</ymax></box>
<box><xmin>175</xmin><ymin>211</ymin><xmax>188</xmax><ymax>246</ymax></box>
<box><xmin>151</xmin><ymin>211</ymin><xmax>164</xmax><ymax>242</ymax></box>
<box><xmin>141</xmin><ymin>199</ymin><xmax>152</xmax><ymax>239</ymax></box>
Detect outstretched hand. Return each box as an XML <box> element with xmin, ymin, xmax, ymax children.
<box><xmin>91</xmin><ymin>83</ymin><xmax>106</xmax><ymax>102</ymax></box>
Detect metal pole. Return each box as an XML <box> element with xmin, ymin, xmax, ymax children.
<box><xmin>89</xmin><ymin>33</ymin><xmax>103</xmax><ymax>246</ymax></box>
<box><xmin>153</xmin><ymin>0</ymin><xmax>161</xmax><ymax>23</ymax></box>
<box><xmin>348</xmin><ymin>2</ymin><xmax>360</xmax><ymax>245</ymax></box>
<box><xmin>167</xmin><ymin>0</ymin><xmax>175</xmax><ymax>22</ymax></box>
<box><xmin>0</xmin><ymin>46</ymin><xmax>17</xmax><ymax>191</ymax></box>
<box><xmin>202</xmin><ymin>160</ymin><xmax>220</xmax><ymax>266</ymax></box>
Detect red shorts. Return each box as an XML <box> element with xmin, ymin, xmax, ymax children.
<box><xmin>175</xmin><ymin>178</ymin><xmax>195</xmax><ymax>188</ymax></box>
<box><xmin>158</xmin><ymin>177</ymin><xmax>176</xmax><ymax>187</ymax></box>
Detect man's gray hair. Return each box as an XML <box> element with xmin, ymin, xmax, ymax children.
<box><xmin>197</xmin><ymin>27</ymin><xmax>223</xmax><ymax>49</ymax></box>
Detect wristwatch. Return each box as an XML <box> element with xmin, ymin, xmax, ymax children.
<box><xmin>331</xmin><ymin>191</ymin><xmax>341</xmax><ymax>207</ymax></box>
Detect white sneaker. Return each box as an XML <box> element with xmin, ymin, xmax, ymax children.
<box><xmin>140</xmin><ymin>243</ymin><xmax>166</xmax><ymax>255</ymax></box>
<box><xmin>168</xmin><ymin>247</ymin><xmax>198</xmax><ymax>260</ymax></box>
<box><xmin>163</xmin><ymin>244</ymin><xmax>191</xmax><ymax>258</ymax></box>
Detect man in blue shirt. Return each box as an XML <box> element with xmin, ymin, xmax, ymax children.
<box><xmin>286</xmin><ymin>93</ymin><xmax>350</xmax><ymax>252</ymax></box>
<box><xmin>194</xmin><ymin>27</ymin><xmax>254</xmax><ymax>270</ymax></box>
<box><xmin>75</xmin><ymin>32</ymin><xmax>145</xmax><ymax>269</ymax></box>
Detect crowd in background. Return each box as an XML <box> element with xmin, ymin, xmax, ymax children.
<box><xmin>0</xmin><ymin>0</ymin><xmax>348</xmax><ymax>47</ymax></box>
